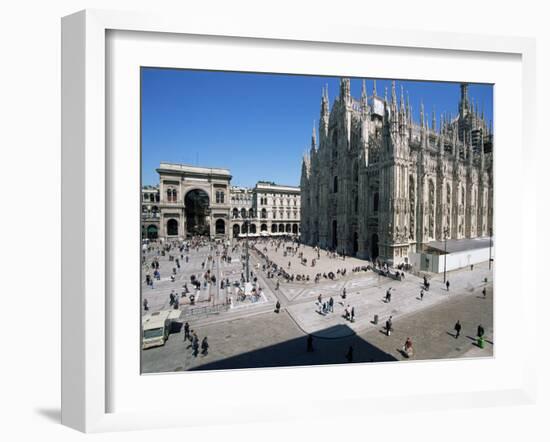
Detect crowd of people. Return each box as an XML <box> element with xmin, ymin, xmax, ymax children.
<box><xmin>142</xmin><ymin>236</ymin><xmax>491</xmax><ymax>364</ymax></box>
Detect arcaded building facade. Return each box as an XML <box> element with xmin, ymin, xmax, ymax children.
<box><xmin>230</xmin><ymin>182</ymin><xmax>301</xmax><ymax>238</ymax></box>
<box><xmin>143</xmin><ymin>163</ymin><xmax>300</xmax><ymax>240</ymax></box>
<box><xmin>300</xmin><ymin>79</ymin><xmax>493</xmax><ymax>264</ymax></box>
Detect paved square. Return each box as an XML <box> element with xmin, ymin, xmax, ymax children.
<box><xmin>141</xmin><ymin>240</ymin><xmax>493</xmax><ymax>372</ymax></box>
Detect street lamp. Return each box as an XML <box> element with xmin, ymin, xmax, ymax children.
<box><xmin>244</xmin><ymin>217</ymin><xmax>250</xmax><ymax>283</ymax></box>
<box><xmin>443</xmin><ymin>227</ymin><xmax>449</xmax><ymax>284</ymax></box>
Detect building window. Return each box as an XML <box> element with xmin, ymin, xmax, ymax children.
<box><xmin>333</xmin><ymin>176</ymin><xmax>338</xmax><ymax>193</ymax></box>
<box><xmin>261</xmin><ymin>208</ymin><xmax>267</xmax><ymax>219</ymax></box>
<box><xmin>232</xmin><ymin>208</ymin><xmax>239</xmax><ymax>219</ymax></box>
<box><xmin>374</xmin><ymin>192</ymin><xmax>379</xmax><ymax>212</ymax></box>
<box><xmin>216</xmin><ymin>191</ymin><xmax>225</xmax><ymax>204</ymax></box>
<box><xmin>166</xmin><ymin>189</ymin><xmax>177</xmax><ymax>202</ymax></box>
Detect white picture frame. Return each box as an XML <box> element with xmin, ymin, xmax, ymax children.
<box><xmin>61</xmin><ymin>9</ymin><xmax>537</xmax><ymax>433</ymax></box>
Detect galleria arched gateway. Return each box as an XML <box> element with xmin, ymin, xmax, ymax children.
<box><xmin>156</xmin><ymin>163</ymin><xmax>232</xmax><ymax>240</ymax></box>
<box><xmin>149</xmin><ymin>163</ymin><xmax>301</xmax><ymax>240</ymax></box>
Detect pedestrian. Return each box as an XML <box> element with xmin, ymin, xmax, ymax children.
<box><xmin>385</xmin><ymin>288</ymin><xmax>392</xmax><ymax>303</ymax></box>
<box><xmin>420</xmin><ymin>289</ymin><xmax>424</xmax><ymax>301</ymax></box>
<box><xmin>342</xmin><ymin>288</ymin><xmax>346</xmax><ymax>299</ymax></box>
<box><xmin>307</xmin><ymin>334</ymin><xmax>313</xmax><ymax>352</ymax></box>
<box><xmin>351</xmin><ymin>307</ymin><xmax>355</xmax><ymax>322</ymax></box>
<box><xmin>322</xmin><ymin>302</ymin><xmax>327</xmax><ymax>314</ymax></box>
<box><xmin>446</xmin><ymin>280</ymin><xmax>450</xmax><ymax>291</ymax></box>
<box><xmin>482</xmin><ymin>287</ymin><xmax>487</xmax><ymax>298</ymax></box>
<box><xmin>201</xmin><ymin>337</ymin><xmax>209</xmax><ymax>355</ymax></box>
<box><xmin>477</xmin><ymin>324</ymin><xmax>485</xmax><ymax>338</ymax></box>
<box><xmin>183</xmin><ymin>322</ymin><xmax>190</xmax><ymax>341</ymax></box>
<box><xmin>329</xmin><ymin>297</ymin><xmax>334</xmax><ymax>312</ymax></box>
<box><xmin>143</xmin><ymin>298</ymin><xmax>149</xmax><ymax>311</ymax></box>
<box><xmin>454</xmin><ymin>320</ymin><xmax>462</xmax><ymax>339</ymax></box>
<box><xmin>192</xmin><ymin>333</ymin><xmax>199</xmax><ymax>357</ymax></box>
<box><xmin>346</xmin><ymin>346</ymin><xmax>353</xmax><ymax>363</ymax></box>
<box><xmin>470</xmin><ymin>264</ymin><xmax>474</xmax><ymax>271</ymax></box>
<box><xmin>317</xmin><ymin>294</ymin><xmax>322</xmax><ymax>305</ymax></box>
<box><xmin>386</xmin><ymin>316</ymin><xmax>393</xmax><ymax>336</ymax></box>
<box><xmin>403</xmin><ymin>337</ymin><xmax>413</xmax><ymax>357</ymax></box>
<box><xmin>275</xmin><ymin>300</ymin><xmax>281</xmax><ymax>313</ymax></box>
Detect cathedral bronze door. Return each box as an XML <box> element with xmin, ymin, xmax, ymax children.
<box><xmin>371</xmin><ymin>233</ymin><xmax>379</xmax><ymax>260</ymax></box>
<box><xmin>332</xmin><ymin>220</ymin><xmax>337</xmax><ymax>250</ymax></box>
<box><xmin>184</xmin><ymin>189</ymin><xmax>210</xmax><ymax>237</ymax></box>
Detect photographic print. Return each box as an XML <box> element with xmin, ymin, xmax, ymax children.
<box><xmin>140</xmin><ymin>69</ymin><xmax>494</xmax><ymax>373</ymax></box>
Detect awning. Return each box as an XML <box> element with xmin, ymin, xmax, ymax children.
<box><xmin>425</xmin><ymin>237</ymin><xmax>492</xmax><ymax>254</ymax></box>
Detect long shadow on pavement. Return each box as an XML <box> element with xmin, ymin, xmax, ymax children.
<box><xmin>189</xmin><ymin>324</ymin><xmax>397</xmax><ymax>371</ymax></box>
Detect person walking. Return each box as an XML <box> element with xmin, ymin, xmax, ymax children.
<box><xmin>329</xmin><ymin>297</ymin><xmax>334</xmax><ymax>313</ymax></box>
<box><xmin>351</xmin><ymin>307</ymin><xmax>355</xmax><ymax>322</ymax></box>
<box><xmin>201</xmin><ymin>337</ymin><xmax>209</xmax><ymax>356</ymax></box>
<box><xmin>342</xmin><ymin>288</ymin><xmax>346</xmax><ymax>300</ymax></box>
<box><xmin>403</xmin><ymin>337</ymin><xmax>413</xmax><ymax>358</ymax></box>
<box><xmin>420</xmin><ymin>289</ymin><xmax>424</xmax><ymax>301</ymax></box>
<box><xmin>446</xmin><ymin>280</ymin><xmax>450</xmax><ymax>291</ymax></box>
<box><xmin>306</xmin><ymin>334</ymin><xmax>313</xmax><ymax>352</ymax></box>
<box><xmin>454</xmin><ymin>320</ymin><xmax>462</xmax><ymax>339</ymax></box>
<box><xmin>482</xmin><ymin>287</ymin><xmax>487</xmax><ymax>298</ymax></box>
<box><xmin>346</xmin><ymin>346</ymin><xmax>354</xmax><ymax>363</ymax></box>
<box><xmin>183</xmin><ymin>322</ymin><xmax>190</xmax><ymax>341</ymax></box>
<box><xmin>275</xmin><ymin>300</ymin><xmax>281</xmax><ymax>313</ymax></box>
<box><xmin>386</xmin><ymin>316</ymin><xmax>393</xmax><ymax>336</ymax></box>
<box><xmin>385</xmin><ymin>288</ymin><xmax>392</xmax><ymax>303</ymax></box>
<box><xmin>477</xmin><ymin>324</ymin><xmax>485</xmax><ymax>338</ymax></box>
<box><xmin>143</xmin><ymin>298</ymin><xmax>149</xmax><ymax>311</ymax></box>
<box><xmin>192</xmin><ymin>332</ymin><xmax>199</xmax><ymax>357</ymax></box>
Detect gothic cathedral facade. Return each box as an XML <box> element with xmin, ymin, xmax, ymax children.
<box><xmin>300</xmin><ymin>79</ymin><xmax>493</xmax><ymax>265</ymax></box>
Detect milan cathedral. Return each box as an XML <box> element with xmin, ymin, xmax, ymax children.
<box><xmin>300</xmin><ymin>78</ymin><xmax>493</xmax><ymax>264</ymax></box>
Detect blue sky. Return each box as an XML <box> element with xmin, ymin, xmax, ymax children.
<box><xmin>141</xmin><ymin>68</ymin><xmax>493</xmax><ymax>187</ymax></box>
